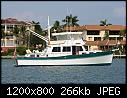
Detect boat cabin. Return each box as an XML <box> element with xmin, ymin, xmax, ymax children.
<box><xmin>25</xmin><ymin>32</ymin><xmax>93</xmax><ymax>57</ymax></box>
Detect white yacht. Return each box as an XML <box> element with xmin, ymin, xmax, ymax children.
<box><xmin>16</xmin><ymin>17</ymin><xmax>115</xmax><ymax>66</ymax></box>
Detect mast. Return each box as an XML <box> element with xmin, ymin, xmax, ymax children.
<box><xmin>48</xmin><ymin>16</ymin><xmax>50</xmax><ymax>44</ymax></box>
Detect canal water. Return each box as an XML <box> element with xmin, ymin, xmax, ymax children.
<box><xmin>1</xmin><ymin>58</ymin><xmax>126</xmax><ymax>84</ymax></box>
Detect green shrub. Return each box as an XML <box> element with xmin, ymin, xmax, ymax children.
<box><xmin>1</xmin><ymin>51</ymin><xmax>8</xmax><ymax>56</ymax></box>
<box><xmin>16</xmin><ymin>47</ymin><xmax>28</xmax><ymax>55</ymax></box>
<box><xmin>7</xmin><ymin>48</ymin><xmax>15</xmax><ymax>55</ymax></box>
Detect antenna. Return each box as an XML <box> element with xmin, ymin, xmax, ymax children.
<box><xmin>69</xmin><ymin>9</ymin><xmax>72</xmax><ymax>32</ymax></box>
<box><xmin>48</xmin><ymin>16</ymin><xmax>50</xmax><ymax>44</ymax></box>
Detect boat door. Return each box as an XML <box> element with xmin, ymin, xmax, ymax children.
<box><xmin>72</xmin><ymin>46</ymin><xmax>76</xmax><ymax>55</ymax></box>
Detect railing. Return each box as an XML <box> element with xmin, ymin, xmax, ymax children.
<box><xmin>27</xmin><ymin>29</ymin><xmax>49</xmax><ymax>43</ymax></box>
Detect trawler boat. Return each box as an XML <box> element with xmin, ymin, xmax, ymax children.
<box><xmin>16</xmin><ymin>17</ymin><xmax>115</xmax><ymax>66</ymax></box>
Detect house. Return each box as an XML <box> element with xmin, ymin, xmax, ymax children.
<box><xmin>1</xmin><ymin>18</ymin><xmax>35</xmax><ymax>52</ymax></box>
<box><xmin>63</xmin><ymin>25</ymin><xmax>126</xmax><ymax>51</ymax></box>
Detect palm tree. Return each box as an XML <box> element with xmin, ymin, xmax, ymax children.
<box><xmin>103</xmin><ymin>30</ymin><xmax>109</xmax><ymax>40</ymax></box>
<box><xmin>100</xmin><ymin>19</ymin><xmax>112</xmax><ymax>26</ymax></box>
<box><xmin>51</xmin><ymin>20</ymin><xmax>62</xmax><ymax>33</ymax></box>
<box><xmin>62</xmin><ymin>14</ymin><xmax>79</xmax><ymax>27</ymax></box>
<box><xmin>100</xmin><ymin>19</ymin><xmax>112</xmax><ymax>40</ymax></box>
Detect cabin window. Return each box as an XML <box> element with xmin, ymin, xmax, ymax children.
<box><xmin>63</xmin><ymin>47</ymin><xmax>71</xmax><ymax>52</ymax></box>
<box><xmin>52</xmin><ymin>47</ymin><xmax>61</xmax><ymax>52</ymax></box>
<box><xmin>77</xmin><ymin>46</ymin><xmax>83</xmax><ymax>51</ymax></box>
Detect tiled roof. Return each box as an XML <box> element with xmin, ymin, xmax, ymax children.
<box><xmin>63</xmin><ymin>25</ymin><xmax>126</xmax><ymax>31</ymax></box>
<box><xmin>105</xmin><ymin>25</ymin><xmax>126</xmax><ymax>30</ymax></box>
<box><xmin>1</xmin><ymin>18</ymin><xmax>32</xmax><ymax>25</ymax></box>
<box><xmin>85</xmin><ymin>40</ymin><xmax>126</xmax><ymax>46</ymax></box>
<box><xmin>85</xmin><ymin>25</ymin><xmax>105</xmax><ymax>30</ymax></box>
<box><xmin>63</xmin><ymin>26</ymin><xmax>86</xmax><ymax>31</ymax></box>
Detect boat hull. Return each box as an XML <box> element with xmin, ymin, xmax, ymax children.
<box><xmin>16</xmin><ymin>51</ymin><xmax>113</xmax><ymax>66</ymax></box>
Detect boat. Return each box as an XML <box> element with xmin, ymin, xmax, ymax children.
<box><xmin>16</xmin><ymin>17</ymin><xmax>116</xmax><ymax>66</ymax></box>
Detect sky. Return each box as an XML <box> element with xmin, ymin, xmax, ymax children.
<box><xmin>1</xmin><ymin>1</ymin><xmax>126</xmax><ymax>29</ymax></box>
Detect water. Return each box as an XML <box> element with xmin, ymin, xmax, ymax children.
<box><xmin>1</xmin><ymin>58</ymin><xmax>126</xmax><ymax>84</ymax></box>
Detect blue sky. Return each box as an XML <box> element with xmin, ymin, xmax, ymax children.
<box><xmin>1</xmin><ymin>1</ymin><xmax>126</xmax><ymax>28</ymax></box>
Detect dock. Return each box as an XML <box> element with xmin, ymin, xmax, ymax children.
<box><xmin>113</xmin><ymin>55</ymin><xmax>126</xmax><ymax>58</ymax></box>
<box><xmin>1</xmin><ymin>56</ymin><xmax>24</xmax><ymax>59</ymax></box>
<box><xmin>1</xmin><ymin>56</ymin><xmax>13</xmax><ymax>59</ymax></box>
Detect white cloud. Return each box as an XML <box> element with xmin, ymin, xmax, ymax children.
<box><xmin>113</xmin><ymin>7</ymin><xmax>126</xmax><ymax>18</ymax></box>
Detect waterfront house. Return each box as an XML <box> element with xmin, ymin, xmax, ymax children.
<box><xmin>63</xmin><ymin>25</ymin><xmax>126</xmax><ymax>52</ymax></box>
<box><xmin>1</xmin><ymin>18</ymin><xmax>35</xmax><ymax>52</ymax></box>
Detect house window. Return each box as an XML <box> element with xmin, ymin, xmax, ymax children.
<box><xmin>52</xmin><ymin>47</ymin><xmax>61</xmax><ymax>52</ymax></box>
<box><xmin>76</xmin><ymin>46</ymin><xmax>83</xmax><ymax>51</ymax></box>
<box><xmin>7</xmin><ymin>25</ymin><xmax>14</xmax><ymax>31</ymax></box>
<box><xmin>109</xmin><ymin>30</ymin><xmax>119</xmax><ymax>35</ymax></box>
<box><xmin>117</xmin><ymin>37</ymin><xmax>123</xmax><ymax>41</ymax></box>
<box><xmin>6</xmin><ymin>40</ymin><xmax>14</xmax><ymax>46</ymax></box>
<box><xmin>109</xmin><ymin>37</ymin><xmax>116</xmax><ymax>40</ymax></box>
<box><xmin>87</xmin><ymin>30</ymin><xmax>100</xmax><ymax>35</ymax></box>
<box><xmin>1</xmin><ymin>40</ymin><xmax>5</xmax><ymax>46</ymax></box>
<box><xmin>63</xmin><ymin>46</ymin><xmax>71</xmax><ymax>52</ymax></box>
<box><xmin>94</xmin><ymin>37</ymin><xmax>101</xmax><ymax>41</ymax></box>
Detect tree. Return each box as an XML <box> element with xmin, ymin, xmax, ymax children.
<box><xmin>100</xmin><ymin>19</ymin><xmax>112</xmax><ymax>26</ymax></box>
<box><xmin>51</xmin><ymin>20</ymin><xmax>63</xmax><ymax>33</ymax></box>
<box><xmin>100</xmin><ymin>19</ymin><xmax>112</xmax><ymax>40</ymax></box>
<box><xmin>103</xmin><ymin>30</ymin><xmax>109</xmax><ymax>40</ymax></box>
<box><xmin>62</xmin><ymin>14</ymin><xmax>79</xmax><ymax>27</ymax></box>
<box><xmin>30</xmin><ymin>21</ymin><xmax>46</xmax><ymax>48</ymax></box>
<box><xmin>13</xmin><ymin>25</ymin><xmax>27</xmax><ymax>46</ymax></box>
<box><xmin>13</xmin><ymin>25</ymin><xmax>20</xmax><ymax>46</ymax></box>
<box><xmin>19</xmin><ymin>25</ymin><xmax>27</xmax><ymax>46</ymax></box>
<box><xmin>119</xmin><ymin>29</ymin><xmax>126</xmax><ymax>38</ymax></box>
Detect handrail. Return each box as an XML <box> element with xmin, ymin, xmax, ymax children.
<box><xmin>26</xmin><ymin>29</ymin><xmax>49</xmax><ymax>43</ymax></box>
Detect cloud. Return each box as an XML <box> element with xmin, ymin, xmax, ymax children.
<box><xmin>113</xmin><ymin>7</ymin><xmax>126</xmax><ymax>18</ymax></box>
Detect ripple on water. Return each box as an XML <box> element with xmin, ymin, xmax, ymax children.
<box><xmin>1</xmin><ymin>58</ymin><xmax>126</xmax><ymax>84</ymax></box>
